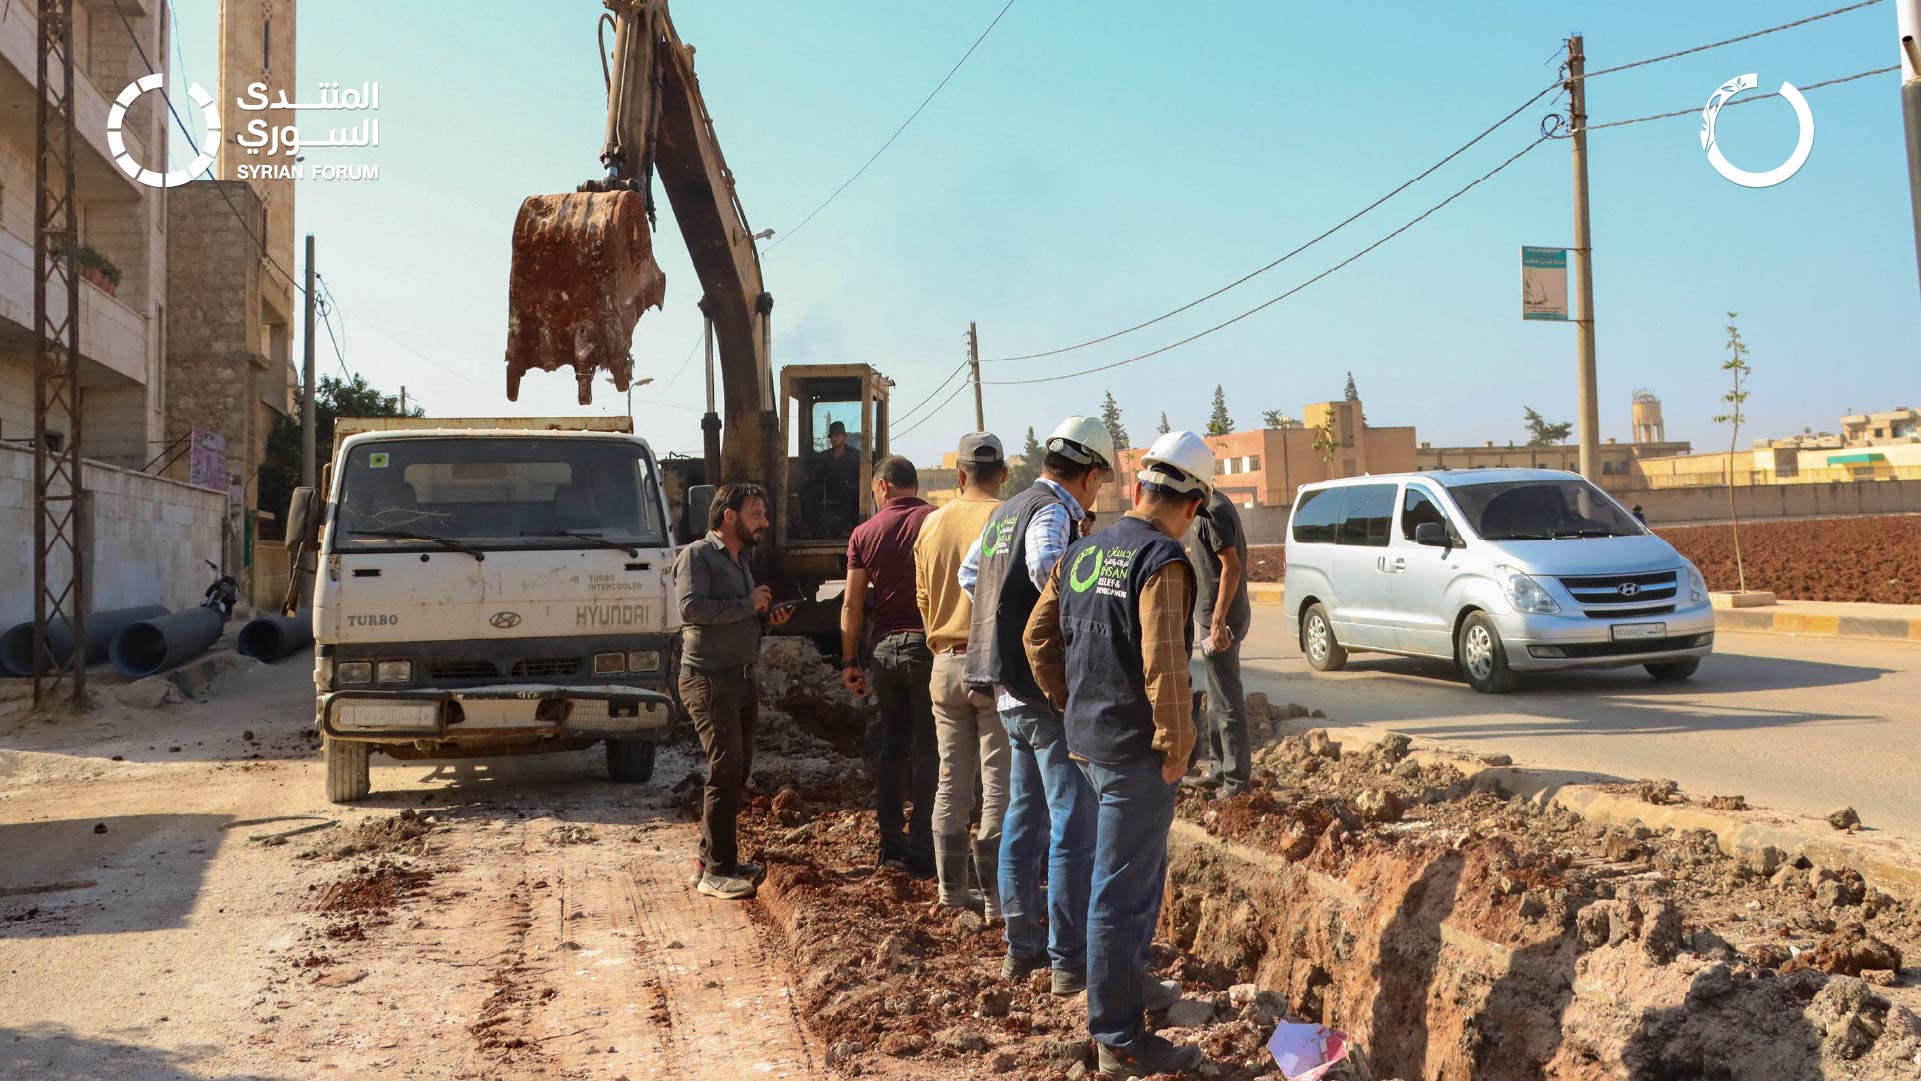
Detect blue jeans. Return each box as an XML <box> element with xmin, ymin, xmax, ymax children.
<box><xmin>998</xmin><ymin>702</ymin><xmax>1096</xmax><ymax>972</ymax></box>
<box><xmin>1080</xmin><ymin>753</ymin><xmax>1179</xmax><ymax>1051</ymax></box>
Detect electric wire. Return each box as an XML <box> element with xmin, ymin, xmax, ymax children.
<box><xmin>1588</xmin><ymin>65</ymin><xmax>1898</xmax><ymax>130</ymax></box>
<box><xmin>1580</xmin><ymin>0</ymin><xmax>1886</xmax><ymax>80</ymax></box>
<box><xmin>980</xmin><ymin>81</ymin><xmax>1562</xmax><ymax>363</ymax></box>
<box><xmin>979</xmin><ymin>136</ymin><xmax>1550</xmax><ymax>387</ymax></box>
<box><xmin>115</xmin><ymin>5</ymin><xmax>306</xmax><ymax>295</ymax></box>
<box><xmin>894</xmin><ymin>375</ymin><xmax>975</xmax><ymax>438</ymax></box>
<box><xmin>765</xmin><ymin>0</ymin><xmax>1017</xmax><ymax>253</ymax></box>
<box><xmin>889</xmin><ymin>358</ymin><xmax>971</xmax><ymax>426</ymax></box>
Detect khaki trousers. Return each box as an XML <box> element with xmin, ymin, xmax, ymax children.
<box><xmin>929</xmin><ymin>650</ymin><xmax>1010</xmax><ymax>840</ymax></box>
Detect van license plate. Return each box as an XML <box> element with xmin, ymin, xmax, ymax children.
<box><xmin>1611</xmin><ymin>622</ymin><xmax>1666</xmax><ymax>641</ymax></box>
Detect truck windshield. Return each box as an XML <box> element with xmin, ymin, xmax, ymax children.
<box><xmin>1449</xmin><ymin>478</ymin><xmax>1644</xmax><ymax>541</ymax></box>
<box><xmin>332</xmin><ymin>437</ymin><xmax>666</xmax><ymax>553</ymax></box>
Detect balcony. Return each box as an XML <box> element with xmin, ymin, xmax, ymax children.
<box><xmin>0</xmin><ymin>3</ymin><xmax>151</xmax><ymax>204</ymax></box>
<box><xmin>0</xmin><ymin>223</ymin><xmax>148</xmax><ymax>385</ymax></box>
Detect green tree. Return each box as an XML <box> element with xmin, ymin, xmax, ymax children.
<box><xmin>1262</xmin><ymin>409</ymin><xmax>1297</xmax><ymax>429</ymax></box>
<box><xmin>1523</xmin><ymin>406</ymin><xmax>1573</xmax><ymax>447</ymax></box>
<box><xmin>1006</xmin><ymin>425</ymin><xmax>1044</xmax><ymax>491</ymax></box>
<box><xmin>1205</xmin><ymin>385</ymin><xmax>1234</xmax><ymax>437</ymax></box>
<box><xmin>1343</xmin><ymin>371</ymin><xmax>1360</xmax><ymax>403</ymax></box>
<box><xmin>1156</xmin><ymin>411</ymin><xmax>1171</xmax><ymax>436</ymax></box>
<box><xmin>259</xmin><ymin>374</ymin><xmax>422</xmax><ymax>535</ymax></box>
<box><xmin>1311</xmin><ymin>418</ymin><xmax>1339</xmax><ymax>462</ymax></box>
<box><xmin>1099</xmin><ymin>391</ymin><xmax>1130</xmax><ymax>451</ymax></box>
<box><xmin>1713</xmin><ymin>313</ymin><xmax>1754</xmax><ymax>591</ymax></box>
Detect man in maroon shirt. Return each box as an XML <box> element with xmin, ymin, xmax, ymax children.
<box><xmin>841</xmin><ymin>455</ymin><xmax>939</xmax><ymax>875</ymax></box>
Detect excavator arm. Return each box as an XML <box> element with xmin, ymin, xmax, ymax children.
<box><xmin>506</xmin><ymin>0</ymin><xmax>777</xmax><ymax>495</ymax></box>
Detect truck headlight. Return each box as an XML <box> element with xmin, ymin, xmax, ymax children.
<box><xmin>1496</xmin><ymin>565</ymin><xmax>1560</xmax><ymax>614</ymax></box>
<box><xmin>1685</xmin><ymin>563</ymin><xmax>1708</xmax><ymax>603</ymax></box>
<box><xmin>626</xmin><ymin>650</ymin><xmax>662</xmax><ymax>673</ymax></box>
<box><xmin>336</xmin><ymin>661</ymin><xmax>373</xmax><ymax>685</ymax></box>
<box><xmin>593</xmin><ymin>651</ymin><xmax>627</xmax><ymax>675</ymax></box>
<box><xmin>376</xmin><ymin>660</ymin><xmax>413</xmax><ymax>684</ymax></box>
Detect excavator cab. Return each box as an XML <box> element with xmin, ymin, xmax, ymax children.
<box><xmin>776</xmin><ymin>364</ymin><xmax>891</xmax><ymax>581</ymax></box>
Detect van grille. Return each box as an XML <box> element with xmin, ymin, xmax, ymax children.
<box><xmin>1582</xmin><ymin>604</ymin><xmax>1675</xmax><ymax>620</ymax></box>
<box><xmin>1557</xmin><ymin>569</ymin><xmax>1678</xmax><ymax>607</ymax></box>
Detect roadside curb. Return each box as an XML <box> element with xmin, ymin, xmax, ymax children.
<box><xmin>1279</xmin><ymin>719</ymin><xmax>1921</xmax><ymax>906</ymax></box>
<box><xmin>1244</xmin><ymin>583</ymin><xmax>1921</xmax><ymax>643</ymax></box>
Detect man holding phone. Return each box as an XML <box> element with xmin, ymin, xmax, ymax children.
<box><xmin>841</xmin><ymin>456</ymin><xmax>938</xmax><ymax>874</ymax></box>
<box><xmin>673</xmin><ymin>482</ymin><xmax>792</xmax><ymax>901</ymax></box>
<box><xmin>1183</xmin><ymin>485</ymin><xmax>1250</xmax><ymax>798</ymax></box>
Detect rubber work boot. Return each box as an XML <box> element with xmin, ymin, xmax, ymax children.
<box><xmin>1096</xmin><ymin>1034</ymin><xmax>1205</xmax><ymax>1080</ymax></box>
<box><xmin>970</xmin><ymin>835</ymin><xmax>1003</xmax><ymax>924</ymax></box>
<box><xmin>933</xmin><ymin>833</ymin><xmax>984</xmax><ymax>912</ymax></box>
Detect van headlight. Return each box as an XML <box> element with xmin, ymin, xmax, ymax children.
<box><xmin>336</xmin><ymin>661</ymin><xmax>373</xmax><ymax>685</ymax></box>
<box><xmin>1685</xmin><ymin>563</ymin><xmax>1708</xmax><ymax>604</ymax></box>
<box><xmin>1496</xmin><ymin>565</ymin><xmax>1560</xmax><ymax>614</ymax></box>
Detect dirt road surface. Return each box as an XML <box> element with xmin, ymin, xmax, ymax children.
<box><xmin>0</xmin><ymin>659</ymin><xmax>823</xmax><ymax>1080</ymax></box>
<box><xmin>1237</xmin><ymin>608</ymin><xmax>1921</xmax><ymax>837</ymax></box>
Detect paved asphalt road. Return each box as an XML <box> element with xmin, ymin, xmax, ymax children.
<box><xmin>1233</xmin><ymin>606</ymin><xmax>1921</xmax><ymax>838</ymax></box>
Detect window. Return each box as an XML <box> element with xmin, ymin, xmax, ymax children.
<box><xmin>1242</xmin><ymin>455</ymin><xmax>1259</xmax><ymax>472</ymax></box>
<box><xmin>1219</xmin><ymin>458</ymin><xmax>1234</xmax><ymax>475</ymax></box>
<box><xmin>1401</xmin><ymin>486</ymin><xmax>1448</xmax><ymax>541</ymax></box>
<box><xmin>1336</xmin><ymin>484</ymin><xmax>1395</xmax><ymax>547</ymax></box>
<box><xmin>1449</xmin><ymin>478</ymin><xmax>1642</xmax><ymax>540</ymax></box>
<box><xmin>263</xmin><ymin>18</ymin><xmax>272</xmax><ymax>70</ymax></box>
<box><xmin>1290</xmin><ymin>488</ymin><xmax>1340</xmax><ymax>544</ymax></box>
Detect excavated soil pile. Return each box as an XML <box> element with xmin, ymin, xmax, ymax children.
<box><xmin>303</xmin><ymin>807</ymin><xmax>438</xmax><ymax>861</ymax></box>
<box><xmin>1657</xmin><ymin>516</ymin><xmax>1921</xmax><ymax>603</ymax></box>
<box><xmin>1164</xmin><ymin>708</ymin><xmax>1921</xmax><ymax>1080</ymax></box>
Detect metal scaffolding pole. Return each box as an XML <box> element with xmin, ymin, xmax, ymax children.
<box><xmin>32</xmin><ymin>0</ymin><xmax>86</xmax><ymax>709</ymax></box>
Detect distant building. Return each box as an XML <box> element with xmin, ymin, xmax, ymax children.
<box><xmin>1840</xmin><ymin>408</ymin><xmax>1920</xmax><ymax>447</ymax></box>
<box><xmin>1636</xmin><ymin>406</ymin><xmax>1921</xmax><ymax>487</ymax></box>
<box><xmin>1417</xmin><ymin>392</ymin><xmax>1689</xmax><ymax>487</ymax></box>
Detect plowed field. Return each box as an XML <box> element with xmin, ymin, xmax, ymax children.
<box><xmin>1657</xmin><ymin>516</ymin><xmax>1921</xmax><ymax>603</ymax></box>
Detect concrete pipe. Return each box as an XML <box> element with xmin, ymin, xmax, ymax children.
<box><xmin>237</xmin><ymin>612</ymin><xmax>314</xmax><ymax>662</ymax></box>
<box><xmin>0</xmin><ymin>605</ymin><xmax>169</xmax><ymax>676</ymax></box>
<box><xmin>109</xmin><ymin>607</ymin><xmax>226</xmax><ymax>679</ymax></box>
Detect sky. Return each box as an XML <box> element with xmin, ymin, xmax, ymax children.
<box><xmin>167</xmin><ymin>0</ymin><xmax>1920</xmax><ymax>465</ymax></box>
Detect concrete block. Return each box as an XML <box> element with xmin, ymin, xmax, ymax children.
<box><xmin>1710</xmin><ymin>591</ymin><xmax>1777</xmax><ymax>609</ymax></box>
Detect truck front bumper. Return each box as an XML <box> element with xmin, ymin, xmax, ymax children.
<box><xmin>321</xmin><ymin>684</ymin><xmax>675</xmax><ymax>742</ymax></box>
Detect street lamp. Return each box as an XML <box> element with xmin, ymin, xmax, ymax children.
<box><xmin>752</xmin><ymin>228</ymin><xmax>775</xmax><ymax>242</ymax></box>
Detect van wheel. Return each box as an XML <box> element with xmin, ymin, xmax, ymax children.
<box><xmin>1456</xmin><ymin>612</ymin><xmax>1517</xmax><ymax>694</ymax></box>
<box><xmin>607</xmin><ymin>739</ymin><xmax>656</xmax><ymax>783</ymax></box>
<box><xmin>1302</xmin><ymin>603</ymin><xmax>1347</xmax><ymax>672</ymax></box>
<box><xmin>1645</xmin><ymin>658</ymin><xmax>1701</xmax><ymax>681</ymax></box>
<box><xmin>325</xmin><ymin>738</ymin><xmax>371</xmax><ymax>803</ymax></box>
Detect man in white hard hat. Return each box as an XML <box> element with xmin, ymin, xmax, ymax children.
<box><xmin>1024</xmin><ymin>429</ymin><xmax>1214</xmax><ymax>1080</ymax></box>
<box><xmin>958</xmin><ymin>415</ymin><xmax>1113</xmax><ymax>994</ymax></box>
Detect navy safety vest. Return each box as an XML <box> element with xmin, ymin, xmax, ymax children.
<box><xmin>1058</xmin><ymin>514</ymin><xmax>1194</xmax><ymax>765</ymax></box>
<box><xmin>963</xmin><ymin>481</ymin><xmax>1066</xmax><ymax>706</ymax></box>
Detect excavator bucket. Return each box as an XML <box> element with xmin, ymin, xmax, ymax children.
<box><xmin>505</xmin><ymin>190</ymin><xmax>667</xmax><ymax>405</ymax></box>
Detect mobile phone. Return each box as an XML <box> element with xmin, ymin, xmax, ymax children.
<box><xmin>770</xmin><ymin>599</ymin><xmax>802</xmax><ymax>616</ymax></box>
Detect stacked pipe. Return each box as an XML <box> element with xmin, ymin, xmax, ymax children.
<box><xmin>108</xmin><ymin>608</ymin><xmax>227</xmax><ymax>679</ymax></box>
<box><xmin>238</xmin><ymin>611</ymin><xmax>314</xmax><ymax>662</ymax></box>
<box><xmin>0</xmin><ymin>606</ymin><xmax>168</xmax><ymax>677</ymax></box>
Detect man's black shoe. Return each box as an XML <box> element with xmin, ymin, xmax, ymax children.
<box><xmin>1049</xmin><ymin>967</ymin><xmax>1087</xmax><ymax>996</ymax></box>
<box><xmin>1179</xmin><ymin>771</ymin><xmax>1222</xmax><ymax>791</ymax></box>
<box><xmin>1000</xmin><ymin>952</ymin><xmax>1047</xmax><ymax>980</ymax></box>
<box><xmin>1096</xmin><ymin>1034</ymin><xmax>1204</xmax><ymax>1080</ymax></box>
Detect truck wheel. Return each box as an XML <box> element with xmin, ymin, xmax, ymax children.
<box><xmin>1456</xmin><ymin>611</ymin><xmax>1518</xmax><ymax>694</ymax></box>
<box><xmin>607</xmin><ymin>739</ymin><xmax>656</xmax><ymax>784</ymax></box>
<box><xmin>325</xmin><ymin>738</ymin><xmax>371</xmax><ymax>803</ymax></box>
<box><xmin>1302</xmin><ymin>603</ymin><xmax>1347</xmax><ymax>672</ymax></box>
<box><xmin>1645</xmin><ymin>658</ymin><xmax>1701</xmax><ymax>682</ymax></box>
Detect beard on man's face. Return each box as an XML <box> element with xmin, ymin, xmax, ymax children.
<box><xmin>734</xmin><ymin>519</ymin><xmax>765</xmax><ymax>546</ymax></box>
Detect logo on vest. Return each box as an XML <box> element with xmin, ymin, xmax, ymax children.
<box><xmin>982</xmin><ymin>516</ymin><xmax>1018</xmax><ymax>558</ymax></box>
<box><xmin>1068</xmin><ymin>546</ymin><xmax>1103</xmax><ymax>593</ymax></box>
<box><xmin>1070</xmin><ymin>545</ymin><xmax>1141</xmax><ymax>599</ymax></box>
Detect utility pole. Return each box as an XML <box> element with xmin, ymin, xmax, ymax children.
<box><xmin>1899</xmin><ymin>0</ymin><xmax>1921</xmax><ymax>304</ymax></box>
<box><xmin>966</xmin><ymin>322</ymin><xmax>984</xmax><ymax>431</ymax></box>
<box><xmin>301</xmin><ymin>234</ymin><xmax>317</xmax><ymax>489</ymax></box>
<box><xmin>399</xmin><ymin>386</ymin><xmax>407</xmax><ymax>414</ymax></box>
<box><xmin>1567</xmin><ymin>34</ymin><xmax>1601</xmax><ymax>481</ymax></box>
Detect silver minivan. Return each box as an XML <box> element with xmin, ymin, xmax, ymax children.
<box><xmin>1283</xmin><ymin>469</ymin><xmax>1713</xmax><ymax>693</ymax></box>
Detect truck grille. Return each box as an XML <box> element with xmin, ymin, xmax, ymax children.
<box><xmin>430</xmin><ymin>660</ymin><xmax>499</xmax><ymax>680</ymax></box>
<box><xmin>511</xmin><ymin>657</ymin><xmax>581</xmax><ymax>678</ymax></box>
<box><xmin>1558</xmin><ymin>569</ymin><xmax>1678</xmax><ymax>608</ymax></box>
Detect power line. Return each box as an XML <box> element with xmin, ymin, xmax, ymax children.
<box><xmin>658</xmin><ymin>331</ymin><xmax>706</xmax><ymax>392</ymax></box>
<box><xmin>895</xmin><ymin>375</ymin><xmax>974</xmax><ymax>438</ymax></box>
<box><xmin>891</xmin><ymin>358</ymin><xmax>971</xmax><ymax>426</ymax></box>
<box><xmin>765</xmin><ymin>0</ymin><xmax>1017</xmax><ymax>253</ymax></box>
<box><xmin>980</xmin><ymin>136</ymin><xmax>1550</xmax><ymax>387</ymax></box>
<box><xmin>317</xmin><ymin>297</ymin><xmax>351</xmax><ymax>379</ymax></box>
<box><xmin>981</xmin><ymin>81</ymin><xmax>1562</xmax><ymax>363</ymax></box>
<box><xmin>1581</xmin><ymin>0</ymin><xmax>1886</xmax><ymax>80</ymax></box>
<box><xmin>1588</xmin><ymin>65</ymin><xmax>1898</xmax><ymax>130</ymax></box>
<box><xmin>112</xmin><ymin>5</ymin><xmax>306</xmax><ymax>295</ymax></box>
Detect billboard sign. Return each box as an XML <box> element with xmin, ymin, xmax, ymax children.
<box><xmin>1521</xmin><ymin>246</ymin><xmax>1569</xmax><ymax>321</ymax></box>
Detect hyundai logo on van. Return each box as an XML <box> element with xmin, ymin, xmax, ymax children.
<box><xmin>490</xmin><ymin>611</ymin><xmax>523</xmax><ymax>628</ymax></box>
<box><xmin>1618</xmin><ymin>582</ymin><xmax>1641</xmax><ymax>598</ymax></box>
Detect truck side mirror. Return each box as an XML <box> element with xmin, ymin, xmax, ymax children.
<box><xmin>1414</xmin><ymin>521</ymin><xmax>1451</xmax><ymax>548</ymax></box>
<box><xmin>286</xmin><ymin>487</ymin><xmax>322</xmax><ymax>546</ymax></box>
<box><xmin>685</xmin><ymin>484</ymin><xmax>716</xmax><ymax>541</ymax></box>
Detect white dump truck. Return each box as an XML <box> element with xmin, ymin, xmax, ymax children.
<box><xmin>283</xmin><ymin>417</ymin><xmax>683</xmax><ymax>802</ymax></box>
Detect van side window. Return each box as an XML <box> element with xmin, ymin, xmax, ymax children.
<box><xmin>1402</xmin><ymin>487</ymin><xmax>1448</xmax><ymax>541</ymax></box>
<box><xmin>1335</xmin><ymin>484</ymin><xmax>1395</xmax><ymax>547</ymax></box>
<box><xmin>1291</xmin><ymin>488</ymin><xmax>1341</xmax><ymax>544</ymax></box>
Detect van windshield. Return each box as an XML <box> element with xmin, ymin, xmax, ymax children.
<box><xmin>1449</xmin><ymin>478</ymin><xmax>1643</xmax><ymax>541</ymax></box>
<box><xmin>332</xmin><ymin>437</ymin><xmax>666</xmax><ymax>552</ymax></box>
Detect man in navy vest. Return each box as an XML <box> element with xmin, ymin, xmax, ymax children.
<box><xmin>1025</xmin><ymin>430</ymin><xmax>1216</xmax><ymax>1080</ymax></box>
<box><xmin>958</xmin><ymin>416</ymin><xmax>1113</xmax><ymax>994</ymax></box>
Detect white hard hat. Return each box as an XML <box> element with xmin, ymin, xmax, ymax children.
<box><xmin>1139</xmin><ymin>430</ymin><xmax>1215</xmax><ymax>516</ymax></box>
<box><xmin>1044</xmin><ymin>416</ymin><xmax>1116</xmax><ymax>471</ymax></box>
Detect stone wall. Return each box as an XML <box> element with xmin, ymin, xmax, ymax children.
<box><xmin>0</xmin><ymin>442</ymin><xmax>226</xmax><ymax>625</ymax></box>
